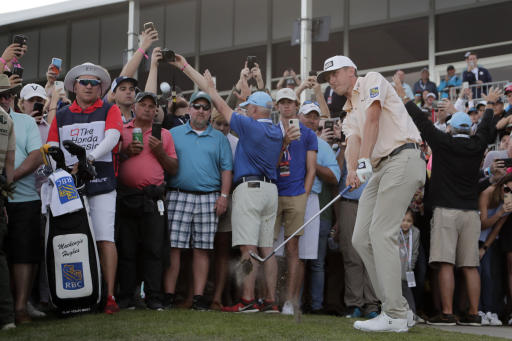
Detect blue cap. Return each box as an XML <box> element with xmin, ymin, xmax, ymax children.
<box><xmin>111</xmin><ymin>76</ymin><xmax>137</xmax><ymax>92</ymax></box>
<box><xmin>190</xmin><ymin>91</ymin><xmax>212</xmax><ymax>105</ymax></box>
<box><xmin>448</xmin><ymin>112</ymin><xmax>472</xmax><ymax>131</ymax></box>
<box><xmin>239</xmin><ymin>91</ymin><xmax>273</xmax><ymax>109</ymax></box>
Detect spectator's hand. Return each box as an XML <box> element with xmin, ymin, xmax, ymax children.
<box><xmin>214</xmin><ymin>195</ymin><xmax>228</xmax><ymax>217</ymax></box>
<box><xmin>46</xmin><ymin>64</ymin><xmax>58</xmax><ymax>85</ymax></box>
<box><xmin>8</xmin><ymin>74</ymin><xmax>22</xmax><ymax>88</ymax></box>
<box><xmin>284</xmin><ymin>125</ymin><xmax>300</xmax><ymax>144</ymax></box>
<box><xmin>1</xmin><ymin>44</ymin><xmax>22</xmax><ymax>64</ymax></box>
<box><xmin>479</xmin><ymin>247</ymin><xmax>486</xmax><ymax>260</ymax></box>
<box><xmin>460</xmin><ymin>87</ymin><xmax>471</xmax><ymax>99</ymax></box>
<box><xmin>331</xmin><ymin>222</ymin><xmax>338</xmax><ymax>235</ymax></box>
<box><xmin>151</xmin><ymin>47</ymin><xmax>162</xmax><ymax>67</ymax></box>
<box><xmin>140</xmin><ymin>27</ymin><xmax>159</xmax><ymax>51</ymax></box>
<box><xmin>148</xmin><ymin>135</ymin><xmax>164</xmax><ymax>156</ymax></box>
<box><xmin>283</xmin><ymin>69</ymin><xmax>290</xmax><ymax>77</ymax></box>
<box><xmin>438</xmin><ymin>98</ymin><xmax>456</xmax><ymax>114</ymax></box>
<box><xmin>393</xmin><ymin>74</ymin><xmax>406</xmax><ymax>99</ymax></box>
<box><xmin>490</xmin><ymin>159</ymin><xmax>505</xmax><ymax>178</ymax></box>
<box><xmin>289</xmin><ymin>69</ymin><xmax>296</xmax><ymax>77</ymax></box>
<box><xmin>29</xmin><ymin>110</ymin><xmax>43</xmax><ymax>124</ymax></box>
<box><xmin>346</xmin><ymin>169</ymin><xmax>361</xmax><ymax>189</ymax></box>
<box><xmin>504</xmin><ymin>201</ymin><xmax>512</xmax><ymax>213</ymax></box>
<box><xmin>483</xmin><ymin>87</ymin><xmax>503</xmax><ymax>104</ymax></box>
<box><xmin>251</xmin><ymin>63</ymin><xmax>262</xmax><ymax>81</ymax></box>
<box><xmin>320</xmin><ymin>127</ymin><xmax>335</xmax><ymax>143</ymax></box>
<box><xmin>240</xmin><ymin>62</ymin><xmax>251</xmax><ymax>81</ymax></box>
<box><xmin>169</xmin><ymin>53</ymin><xmax>187</xmax><ymax>70</ymax></box>
<box><xmin>127</xmin><ymin>140</ymin><xmax>143</xmax><ymax>156</ymax></box>
<box><xmin>203</xmin><ymin>69</ymin><xmax>216</xmax><ymax>91</ymax></box>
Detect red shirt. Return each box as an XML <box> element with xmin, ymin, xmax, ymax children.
<box><xmin>119</xmin><ymin>121</ymin><xmax>177</xmax><ymax>189</ymax></box>
<box><xmin>47</xmin><ymin>99</ymin><xmax>123</xmax><ymax>143</ymax></box>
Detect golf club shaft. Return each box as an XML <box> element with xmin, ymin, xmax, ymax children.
<box><xmin>270</xmin><ymin>186</ymin><xmax>352</xmax><ymax>257</ymax></box>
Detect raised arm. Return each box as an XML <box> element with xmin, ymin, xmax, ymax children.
<box><xmin>145</xmin><ymin>47</ymin><xmax>162</xmax><ymax>94</ymax></box>
<box><xmin>120</xmin><ymin>28</ymin><xmax>158</xmax><ymax>78</ymax></box>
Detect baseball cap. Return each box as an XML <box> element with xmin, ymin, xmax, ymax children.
<box><xmin>189</xmin><ymin>91</ymin><xmax>212</xmax><ymax>105</ymax></box>
<box><xmin>467</xmin><ymin>107</ymin><xmax>478</xmax><ymax>115</ymax></box>
<box><xmin>111</xmin><ymin>76</ymin><xmax>137</xmax><ymax>92</ymax></box>
<box><xmin>421</xmin><ymin>67</ymin><xmax>429</xmax><ymax>73</ymax></box>
<box><xmin>448</xmin><ymin>112</ymin><xmax>472</xmax><ymax>130</ymax></box>
<box><xmin>464</xmin><ymin>51</ymin><xmax>472</xmax><ymax>58</ymax></box>
<box><xmin>476</xmin><ymin>101</ymin><xmax>487</xmax><ymax>109</ymax></box>
<box><xmin>135</xmin><ymin>91</ymin><xmax>157</xmax><ymax>104</ymax></box>
<box><xmin>276</xmin><ymin>88</ymin><xmax>298</xmax><ymax>103</ymax></box>
<box><xmin>20</xmin><ymin>83</ymin><xmax>47</xmax><ymax>100</ymax></box>
<box><xmin>504</xmin><ymin>83</ymin><xmax>512</xmax><ymax>95</ymax></box>
<box><xmin>239</xmin><ymin>91</ymin><xmax>273</xmax><ymax>109</ymax></box>
<box><xmin>298</xmin><ymin>102</ymin><xmax>321</xmax><ymax>116</ymax></box>
<box><xmin>426</xmin><ymin>92</ymin><xmax>436</xmax><ymax>99</ymax></box>
<box><xmin>317</xmin><ymin>55</ymin><xmax>357</xmax><ymax>83</ymax></box>
<box><xmin>447</xmin><ymin>65</ymin><xmax>455</xmax><ymax>71</ymax></box>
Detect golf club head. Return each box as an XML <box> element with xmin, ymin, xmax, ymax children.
<box><xmin>47</xmin><ymin>146</ymin><xmax>66</xmax><ymax>170</ymax></box>
<box><xmin>249</xmin><ymin>250</ymin><xmax>265</xmax><ymax>262</ymax></box>
<box><xmin>62</xmin><ymin>140</ymin><xmax>86</xmax><ymax>159</ymax></box>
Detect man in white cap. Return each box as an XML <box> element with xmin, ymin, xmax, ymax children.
<box><xmin>47</xmin><ymin>62</ymin><xmax>123</xmax><ymax>314</ymax></box>
<box><xmin>317</xmin><ymin>55</ymin><xmax>425</xmax><ymax>332</ymax></box>
<box><xmin>19</xmin><ymin>83</ymin><xmax>49</xmax><ymax>143</ymax></box>
<box><xmin>274</xmin><ymin>88</ymin><xmax>317</xmax><ymax>316</ymax></box>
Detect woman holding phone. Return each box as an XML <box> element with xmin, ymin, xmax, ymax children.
<box><xmin>477</xmin><ymin>172</ymin><xmax>512</xmax><ymax>325</ymax></box>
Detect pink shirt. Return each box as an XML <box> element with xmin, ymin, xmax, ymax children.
<box><xmin>119</xmin><ymin>121</ymin><xmax>177</xmax><ymax>189</ymax></box>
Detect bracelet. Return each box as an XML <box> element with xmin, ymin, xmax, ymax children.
<box><xmin>0</xmin><ymin>57</ymin><xmax>5</xmax><ymax>65</ymax></box>
<box><xmin>181</xmin><ymin>63</ymin><xmax>188</xmax><ymax>71</ymax></box>
<box><xmin>220</xmin><ymin>193</ymin><xmax>228</xmax><ymax>198</ymax></box>
<box><xmin>137</xmin><ymin>48</ymin><xmax>149</xmax><ymax>60</ymax></box>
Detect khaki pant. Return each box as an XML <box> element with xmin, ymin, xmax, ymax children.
<box><xmin>352</xmin><ymin>148</ymin><xmax>426</xmax><ymax>319</ymax></box>
<box><xmin>338</xmin><ymin>200</ymin><xmax>379</xmax><ymax>313</ymax></box>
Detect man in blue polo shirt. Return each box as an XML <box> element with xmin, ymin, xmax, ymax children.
<box><xmin>274</xmin><ymin>88</ymin><xmax>317</xmax><ymax>315</ymax></box>
<box><xmin>163</xmin><ymin>91</ymin><xmax>232</xmax><ymax>311</ymax></box>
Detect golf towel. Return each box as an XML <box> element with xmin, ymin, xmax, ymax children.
<box><xmin>41</xmin><ymin>169</ymin><xmax>83</xmax><ymax>216</ymax></box>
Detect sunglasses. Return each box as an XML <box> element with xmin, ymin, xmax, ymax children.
<box><xmin>191</xmin><ymin>103</ymin><xmax>211</xmax><ymax>111</ymax></box>
<box><xmin>504</xmin><ymin>185</ymin><xmax>512</xmax><ymax>193</ymax></box>
<box><xmin>76</xmin><ymin>79</ymin><xmax>101</xmax><ymax>87</ymax></box>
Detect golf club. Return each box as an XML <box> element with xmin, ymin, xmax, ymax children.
<box><xmin>249</xmin><ymin>185</ymin><xmax>352</xmax><ymax>263</ymax></box>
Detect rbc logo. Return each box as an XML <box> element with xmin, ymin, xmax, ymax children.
<box><xmin>62</xmin><ymin>263</ymin><xmax>84</xmax><ymax>290</ymax></box>
<box><xmin>55</xmin><ymin>176</ymin><xmax>79</xmax><ymax>204</ymax></box>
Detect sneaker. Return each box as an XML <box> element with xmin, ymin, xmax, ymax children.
<box><xmin>192</xmin><ymin>295</ymin><xmax>210</xmax><ymax>311</ymax></box>
<box><xmin>259</xmin><ymin>300</ymin><xmax>279</xmax><ymax>313</ymax></box>
<box><xmin>508</xmin><ymin>314</ymin><xmax>512</xmax><ymax>326</ymax></box>
<box><xmin>14</xmin><ymin>310</ymin><xmax>31</xmax><ymax>325</ymax></box>
<box><xmin>104</xmin><ymin>296</ymin><xmax>120</xmax><ymax>314</ymax></box>
<box><xmin>427</xmin><ymin>313</ymin><xmax>457</xmax><ymax>326</ymax></box>
<box><xmin>27</xmin><ymin>301</ymin><xmax>46</xmax><ymax>318</ymax></box>
<box><xmin>345</xmin><ymin>307</ymin><xmax>363</xmax><ymax>318</ymax></box>
<box><xmin>406</xmin><ymin>310</ymin><xmax>416</xmax><ymax>328</ymax></box>
<box><xmin>162</xmin><ymin>293</ymin><xmax>176</xmax><ymax>310</ymax></box>
<box><xmin>281</xmin><ymin>301</ymin><xmax>294</xmax><ymax>315</ymax></box>
<box><xmin>146</xmin><ymin>297</ymin><xmax>164</xmax><ymax>311</ymax></box>
<box><xmin>1</xmin><ymin>322</ymin><xmax>15</xmax><ymax>330</ymax></box>
<box><xmin>478</xmin><ymin>311</ymin><xmax>489</xmax><ymax>326</ymax></box>
<box><xmin>222</xmin><ymin>298</ymin><xmax>259</xmax><ymax>313</ymax></box>
<box><xmin>486</xmin><ymin>312</ymin><xmax>502</xmax><ymax>326</ymax></box>
<box><xmin>118</xmin><ymin>297</ymin><xmax>136</xmax><ymax>310</ymax></box>
<box><xmin>365</xmin><ymin>311</ymin><xmax>379</xmax><ymax>319</ymax></box>
<box><xmin>457</xmin><ymin>313</ymin><xmax>481</xmax><ymax>326</ymax></box>
<box><xmin>353</xmin><ymin>312</ymin><xmax>408</xmax><ymax>333</ymax></box>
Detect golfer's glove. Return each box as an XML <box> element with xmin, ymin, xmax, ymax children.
<box><xmin>356</xmin><ymin>158</ymin><xmax>373</xmax><ymax>184</ymax></box>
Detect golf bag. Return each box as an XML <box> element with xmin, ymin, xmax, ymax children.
<box><xmin>41</xmin><ymin>140</ymin><xmax>102</xmax><ymax>316</ymax></box>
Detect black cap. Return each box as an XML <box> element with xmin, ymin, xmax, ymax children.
<box><xmin>111</xmin><ymin>76</ymin><xmax>138</xmax><ymax>92</ymax></box>
<box><xmin>447</xmin><ymin>65</ymin><xmax>455</xmax><ymax>71</ymax></box>
<box><xmin>135</xmin><ymin>91</ymin><xmax>158</xmax><ymax>104</ymax></box>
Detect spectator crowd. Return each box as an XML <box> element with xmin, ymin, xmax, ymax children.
<box><xmin>0</xmin><ymin>23</ymin><xmax>512</xmax><ymax>333</ymax></box>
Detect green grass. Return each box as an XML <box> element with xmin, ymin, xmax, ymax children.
<box><xmin>0</xmin><ymin>309</ymin><xmax>507</xmax><ymax>341</ymax></box>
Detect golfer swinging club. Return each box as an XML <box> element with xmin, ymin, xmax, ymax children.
<box><xmin>317</xmin><ymin>56</ymin><xmax>425</xmax><ymax>332</ymax></box>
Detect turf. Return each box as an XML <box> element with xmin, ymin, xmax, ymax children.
<box><xmin>1</xmin><ymin>309</ymin><xmax>507</xmax><ymax>341</ymax></box>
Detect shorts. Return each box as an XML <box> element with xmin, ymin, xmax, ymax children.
<box><xmin>88</xmin><ymin>190</ymin><xmax>116</xmax><ymax>242</ymax></box>
<box><xmin>274</xmin><ymin>193</ymin><xmax>307</xmax><ymax>239</ymax></box>
<box><xmin>6</xmin><ymin>200</ymin><xmax>42</xmax><ymax>264</ymax></box>
<box><xmin>167</xmin><ymin>190</ymin><xmax>219</xmax><ymax>249</ymax></box>
<box><xmin>217</xmin><ymin>195</ymin><xmax>232</xmax><ymax>233</ymax></box>
<box><xmin>429</xmin><ymin>207</ymin><xmax>480</xmax><ymax>268</ymax></box>
<box><xmin>231</xmin><ymin>181</ymin><xmax>278</xmax><ymax>248</ymax></box>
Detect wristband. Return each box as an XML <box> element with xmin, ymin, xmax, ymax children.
<box><xmin>137</xmin><ymin>48</ymin><xmax>149</xmax><ymax>60</ymax></box>
<box><xmin>220</xmin><ymin>193</ymin><xmax>228</xmax><ymax>198</ymax></box>
<box><xmin>0</xmin><ymin>57</ymin><xmax>5</xmax><ymax>65</ymax></box>
<box><xmin>181</xmin><ymin>63</ymin><xmax>188</xmax><ymax>71</ymax></box>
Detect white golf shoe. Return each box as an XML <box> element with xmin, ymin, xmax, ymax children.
<box><xmin>406</xmin><ymin>310</ymin><xmax>416</xmax><ymax>327</ymax></box>
<box><xmin>281</xmin><ymin>301</ymin><xmax>293</xmax><ymax>315</ymax></box>
<box><xmin>353</xmin><ymin>312</ymin><xmax>408</xmax><ymax>333</ymax></box>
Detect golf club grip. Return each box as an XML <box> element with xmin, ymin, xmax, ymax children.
<box><xmin>272</xmin><ymin>185</ymin><xmax>352</xmax><ymax>255</ymax></box>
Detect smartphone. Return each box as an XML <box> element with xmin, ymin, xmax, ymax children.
<box><xmin>462</xmin><ymin>81</ymin><xmax>469</xmax><ymax>90</ymax></box>
<box><xmin>289</xmin><ymin>118</ymin><xmax>300</xmax><ymax>132</ymax></box>
<box><xmin>12</xmin><ymin>66</ymin><xmax>24</xmax><ymax>78</ymax></box>
<box><xmin>247</xmin><ymin>56</ymin><xmax>256</xmax><ymax>70</ymax></box>
<box><xmin>33</xmin><ymin>102</ymin><xmax>44</xmax><ymax>117</ymax></box>
<box><xmin>13</xmin><ymin>34</ymin><xmax>27</xmax><ymax>46</ymax></box>
<box><xmin>324</xmin><ymin>120</ymin><xmax>334</xmax><ymax>131</ymax></box>
<box><xmin>51</xmin><ymin>57</ymin><xmax>62</xmax><ymax>75</ymax></box>
<box><xmin>432</xmin><ymin>100</ymin><xmax>438</xmax><ymax>110</ymax></box>
<box><xmin>505</xmin><ymin>192</ymin><xmax>512</xmax><ymax>206</ymax></box>
<box><xmin>152</xmin><ymin>122</ymin><xmax>162</xmax><ymax>140</ymax></box>
<box><xmin>160</xmin><ymin>48</ymin><xmax>175</xmax><ymax>63</ymax></box>
<box><xmin>144</xmin><ymin>22</ymin><xmax>155</xmax><ymax>32</ymax></box>
<box><xmin>54</xmin><ymin>81</ymin><xmax>64</xmax><ymax>93</ymax></box>
<box><xmin>498</xmin><ymin>158</ymin><xmax>512</xmax><ymax>168</ymax></box>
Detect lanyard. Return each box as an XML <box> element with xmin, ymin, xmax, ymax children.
<box><xmin>400</xmin><ymin>229</ymin><xmax>413</xmax><ymax>270</ymax></box>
